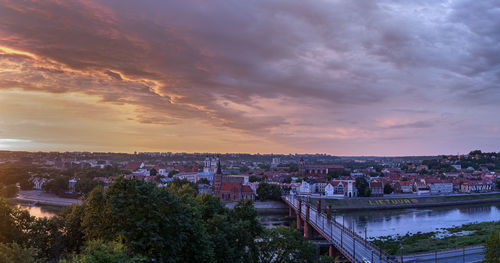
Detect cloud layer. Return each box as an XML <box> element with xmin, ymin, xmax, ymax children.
<box><xmin>0</xmin><ymin>0</ymin><xmax>499</xmax><ymax>155</ymax></box>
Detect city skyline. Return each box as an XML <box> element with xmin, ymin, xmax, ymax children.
<box><xmin>1</xmin><ymin>0</ymin><xmax>500</xmax><ymax>155</ymax></box>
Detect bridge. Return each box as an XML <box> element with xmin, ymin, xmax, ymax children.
<box><xmin>283</xmin><ymin>195</ymin><xmax>397</xmax><ymax>263</ymax></box>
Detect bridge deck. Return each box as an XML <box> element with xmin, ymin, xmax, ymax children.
<box><xmin>283</xmin><ymin>195</ymin><xmax>397</xmax><ymax>263</ymax></box>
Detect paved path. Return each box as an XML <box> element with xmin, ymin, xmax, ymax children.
<box><xmin>402</xmin><ymin>246</ymin><xmax>484</xmax><ymax>263</ymax></box>
<box><xmin>14</xmin><ymin>190</ymin><xmax>81</xmax><ymax>206</ymax></box>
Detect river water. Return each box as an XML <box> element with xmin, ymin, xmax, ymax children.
<box><xmin>333</xmin><ymin>203</ymin><xmax>500</xmax><ymax>239</ymax></box>
<box><xmin>16</xmin><ymin>204</ymin><xmax>61</xmax><ymax>218</ymax></box>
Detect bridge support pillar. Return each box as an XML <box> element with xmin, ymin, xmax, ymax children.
<box><xmin>304</xmin><ymin>220</ymin><xmax>311</xmax><ymax>238</ymax></box>
<box><xmin>326</xmin><ymin>204</ymin><xmax>331</xmax><ymax>220</ymax></box>
<box><xmin>316</xmin><ymin>199</ymin><xmax>321</xmax><ymax>212</ymax></box>
<box><xmin>296</xmin><ymin>213</ymin><xmax>301</xmax><ymax>230</ymax></box>
<box><xmin>328</xmin><ymin>245</ymin><xmax>335</xmax><ymax>257</ymax></box>
<box><xmin>304</xmin><ymin>204</ymin><xmax>311</xmax><ymax>238</ymax></box>
<box><xmin>289</xmin><ymin>207</ymin><xmax>295</xmax><ymax>217</ymax></box>
<box><xmin>296</xmin><ymin>200</ymin><xmax>302</xmax><ymax>230</ymax></box>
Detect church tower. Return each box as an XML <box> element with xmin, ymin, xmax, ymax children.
<box><xmin>212</xmin><ymin>159</ymin><xmax>223</xmax><ymax>194</ymax></box>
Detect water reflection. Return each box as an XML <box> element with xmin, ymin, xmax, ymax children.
<box><xmin>17</xmin><ymin>205</ymin><xmax>60</xmax><ymax>218</ymax></box>
<box><xmin>334</xmin><ymin>203</ymin><xmax>500</xmax><ymax>238</ymax></box>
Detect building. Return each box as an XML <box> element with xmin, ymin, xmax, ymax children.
<box><xmin>425</xmin><ymin>179</ymin><xmax>453</xmax><ymax>195</ymax></box>
<box><xmin>461</xmin><ymin>180</ymin><xmax>493</xmax><ymax>193</ymax></box>
<box><xmin>203</xmin><ymin>157</ymin><xmax>218</xmax><ymax>173</ymax></box>
<box><xmin>31</xmin><ymin>177</ymin><xmax>48</xmax><ymax>190</ymax></box>
<box><xmin>370</xmin><ymin>181</ymin><xmax>383</xmax><ymax>197</ymax></box>
<box><xmin>124</xmin><ymin>161</ymin><xmax>144</xmax><ymax>172</ymax></box>
<box><xmin>298</xmin><ymin>159</ymin><xmax>344</xmax><ymax>176</ymax></box>
<box><xmin>324</xmin><ymin>180</ymin><xmax>357</xmax><ymax>197</ymax></box>
<box><xmin>213</xmin><ymin>160</ymin><xmax>255</xmax><ymax>202</ymax></box>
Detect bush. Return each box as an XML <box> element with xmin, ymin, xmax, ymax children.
<box><xmin>0</xmin><ymin>184</ymin><xmax>18</xmax><ymax>198</ymax></box>
<box><xmin>0</xmin><ymin>243</ymin><xmax>37</xmax><ymax>263</ymax></box>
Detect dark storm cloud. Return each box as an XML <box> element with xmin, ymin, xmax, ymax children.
<box><xmin>1</xmin><ymin>0</ymin><xmax>500</xmax><ymax>154</ymax></box>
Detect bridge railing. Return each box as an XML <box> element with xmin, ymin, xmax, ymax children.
<box><xmin>284</xmin><ymin>195</ymin><xmax>397</xmax><ymax>263</ymax></box>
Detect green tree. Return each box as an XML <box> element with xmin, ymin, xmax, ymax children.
<box><xmin>197</xmin><ymin>178</ymin><xmax>210</xmax><ymax>185</ymax></box>
<box><xmin>355</xmin><ymin>177</ymin><xmax>371</xmax><ymax>197</ymax></box>
<box><xmin>149</xmin><ymin>168</ymin><xmax>157</xmax><ymax>177</ymax></box>
<box><xmin>83</xmin><ymin>178</ymin><xmax>215</xmax><ymax>262</ymax></box>
<box><xmin>0</xmin><ymin>184</ymin><xmax>18</xmax><ymax>198</ymax></box>
<box><xmin>239</xmin><ymin>166</ymin><xmax>250</xmax><ymax>173</ymax></box>
<box><xmin>384</xmin><ymin>183</ymin><xmax>394</xmax><ymax>195</ymax></box>
<box><xmin>43</xmin><ymin>176</ymin><xmax>69</xmax><ymax>195</ymax></box>
<box><xmin>75</xmin><ymin>178</ymin><xmax>100</xmax><ymax>195</ymax></box>
<box><xmin>255</xmin><ymin>227</ymin><xmax>316</xmax><ymax>263</ymax></box>
<box><xmin>483</xmin><ymin>230</ymin><xmax>500</xmax><ymax>263</ymax></box>
<box><xmin>60</xmin><ymin>240</ymin><xmax>142</xmax><ymax>263</ymax></box>
<box><xmin>0</xmin><ymin>243</ymin><xmax>36</xmax><ymax>263</ymax></box>
<box><xmin>256</xmin><ymin>182</ymin><xmax>281</xmax><ymax>201</ymax></box>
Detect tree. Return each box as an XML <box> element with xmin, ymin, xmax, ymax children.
<box><xmin>0</xmin><ymin>243</ymin><xmax>37</xmax><ymax>263</ymax></box>
<box><xmin>249</xmin><ymin>175</ymin><xmax>260</xmax><ymax>183</ymax></box>
<box><xmin>60</xmin><ymin>240</ymin><xmax>143</xmax><ymax>263</ymax></box>
<box><xmin>355</xmin><ymin>177</ymin><xmax>371</xmax><ymax>197</ymax></box>
<box><xmin>43</xmin><ymin>176</ymin><xmax>69</xmax><ymax>195</ymax></box>
<box><xmin>255</xmin><ymin>227</ymin><xmax>316</xmax><ymax>263</ymax></box>
<box><xmin>149</xmin><ymin>168</ymin><xmax>157</xmax><ymax>177</ymax></box>
<box><xmin>197</xmin><ymin>178</ymin><xmax>210</xmax><ymax>185</ymax></box>
<box><xmin>483</xmin><ymin>230</ymin><xmax>500</xmax><ymax>262</ymax></box>
<box><xmin>384</xmin><ymin>183</ymin><xmax>394</xmax><ymax>195</ymax></box>
<box><xmin>0</xmin><ymin>184</ymin><xmax>18</xmax><ymax>198</ymax></box>
<box><xmin>239</xmin><ymin>166</ymin><xmax>250</xmax><ymax>173</ymax></box>
<box><xmin>82</xmin><ymin>178</ymin><xmax>215</xmax><ymax>262</ymax></box>
<box><xmin>256</xmin><ymin>182</ymin><xmax>281</xmax><ymax>201</ymax></box>
<box><xmin>75</xmin><ymin>178</ymin><xmax>100</xmax><ymax>195</ymax></box>
<box><xmin>168</xmin><ymin>170</ymin><xmax>179</xmax><ymax>178</ymax></box>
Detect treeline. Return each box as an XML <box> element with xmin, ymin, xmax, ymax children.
<box><xmin>0</xmin><ymin>178</ymin><xmax>335</xmax><ymax>263</ymax></box>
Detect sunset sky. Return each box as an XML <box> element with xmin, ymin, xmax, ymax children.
<box><xmin>0</xmin><ymin>0</ymin><xmax>499</xmax><ymax>155</ymax></box>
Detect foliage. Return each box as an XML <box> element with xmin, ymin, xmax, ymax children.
<box><xmin>60</xmin><ymin>240</ymin><xmax>144</xmax><ymax>263</ymax></box>
<box><xmin>483</xmin><ymin>230</ymin><xmax>500</xmax><ymax>263</ymax></box>
<box><xmin>355</xmin><ymin>177</ymin><xmax>371</xmax><ymax>197</ymax></box>
<box><xmin>74</xmin><ymin>178</ymin><xmax>101</xmax><ymax>195</ymax></box>
<box><xmin>239</xmin><ymin>166</ymin><xmax>250</xmax><ymax>173</ymax></box>
<box><xmin>0</xmin><ymin>185</ymin><xmax>18</xmax><ymax>198</ymax></box>
<box><xmin>327</xmin><ymin>170</ymin><xmax>349</xmax><ymax>180</ymax></box>
<box><xmin>149</xmin><ymin>168</ymin><xmax>157</xmax><ymax>177</ymax></box>
<box><xmin>197</xmin><ymin>178</ymin><xmax>210</xmax><ymax>185</ymax></box>
<box><xmin>43</xmin><ymin>176</ymin><xmax>69</xmax><ymax>195</ymax></box>
<box><xmin>255</xmin><ymin>227</ymin><xmax>316</xmax><ymax>263</ymax></box>
<box><xmin>256</xmin><ymin>182</ymin><xmax>281</xmax><ymax>201</ymax></box>
<box><xmin>383</xmin><ymin>183</ymin><xmax>393</xmax><ymax>195</ymax></box>
<box><xmin>0</xmin><ymin>243</ymin><xmax>37</xmax><ymax>263</ymax></box>
<box><xmin>249</xmin><ymin>175</ymin><xmax>261</xmax><ymax>183</ymax></box>
<box><xmin>168</xmin><ymin>170</ymin><xmax>179</xmax><ymax>177</ymax></box>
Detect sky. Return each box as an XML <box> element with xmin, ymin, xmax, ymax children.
<box><xmin>0</xmin><ymin>0</ymin><xmax>499</xmax><ymax>156</ymax></box>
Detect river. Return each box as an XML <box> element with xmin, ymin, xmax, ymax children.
<box><xmin>333</xmin><ymin>202</ymin><xmax>500</xmax><ymax>239</ymax></box>
<box><xmin>16</xmin><ymin>204</ymin><xmax>61</xmax><ymax>218</ymax></box>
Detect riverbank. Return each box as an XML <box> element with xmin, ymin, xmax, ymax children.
<box><xmin>311</xmin><ymin>192</ymin><xmax>500</xmax><ymax>210</ymax></box>
<box><xmin>370</xmin><ymin>221</ymin><xmax>499</xmax><ymax>255</ymax></box>
<box><xmin>226</xmin><ymin>200</ymin><xmax>289</xmax><ymax>213</ymax></box>
<box><xmin>12</xmin><ymin>190</ymin><xmax>80</xmax><ymax>207</ymax></box>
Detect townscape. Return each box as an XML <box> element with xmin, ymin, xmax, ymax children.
<box><xmin>2</xmin><ymin>150</ymin><xmax>498</xmax><ymax>201</ymax></box>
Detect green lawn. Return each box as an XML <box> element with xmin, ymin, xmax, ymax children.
<box><xmin>371</xmin><ymin>221</ymin><xmax>500</xmax><ymax>254</ymax></box>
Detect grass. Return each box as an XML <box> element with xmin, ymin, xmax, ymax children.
<box><xmin>371</xmin><ymin>221</ymin><xmax>500</xmax><ymax>254</ymax></box>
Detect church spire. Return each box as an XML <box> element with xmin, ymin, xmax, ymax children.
<box><xmin>216</xmin><ymin>159</ymin><xmax>222</xmax><ymax>174</ymax></box>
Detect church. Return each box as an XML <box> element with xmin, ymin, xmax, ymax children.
<box><xmin>212</xmin><ymin>160</ymin><xmax>255</xmax><ymax>202</ymax></box>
